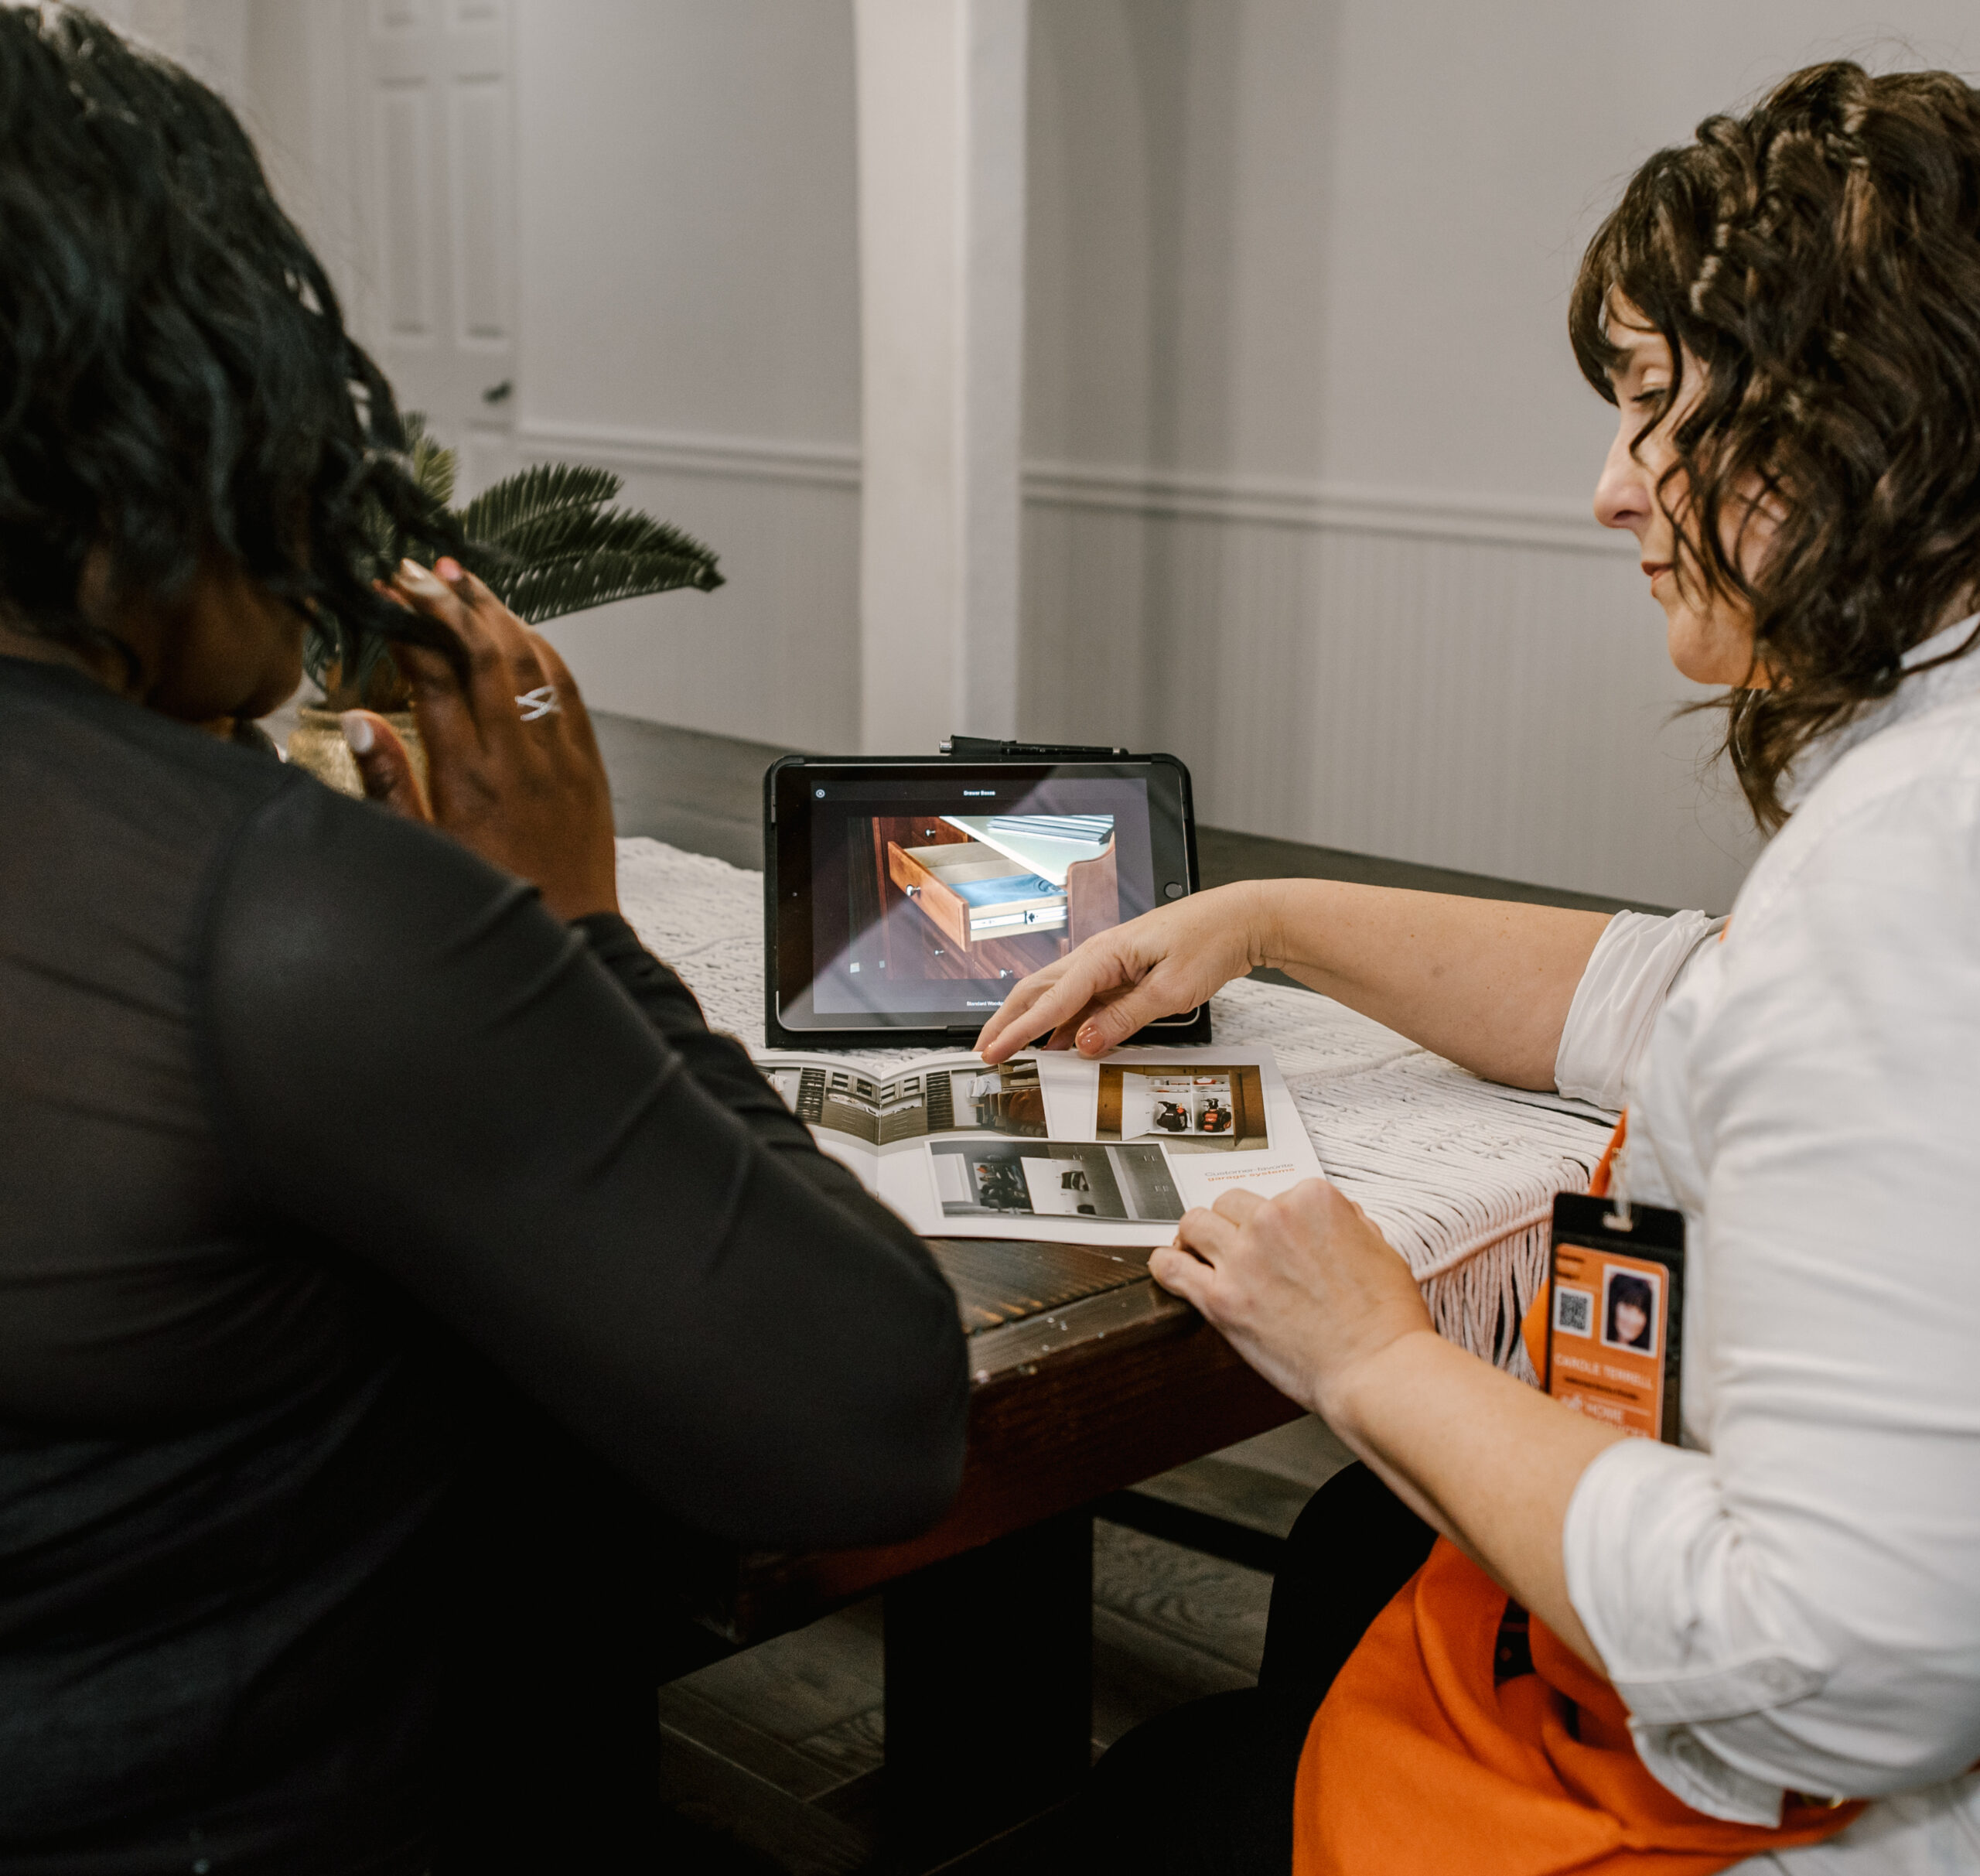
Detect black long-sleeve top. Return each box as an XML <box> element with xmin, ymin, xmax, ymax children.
<box><xmin>0</xmin><ymin>657</ymin><xmax>968</xmax><ymax>1872</ymax></box>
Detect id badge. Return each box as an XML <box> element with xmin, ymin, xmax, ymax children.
<box><xmin>1545</xmin><ymin>1194</ymin><xmax>1686</xmax><ymax>1445</ymax></box>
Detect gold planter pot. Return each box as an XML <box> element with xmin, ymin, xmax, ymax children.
<box><xmin>286</xmin><ymin>707</ymin><xmax>428</xmax><ymax>800</ymax></box>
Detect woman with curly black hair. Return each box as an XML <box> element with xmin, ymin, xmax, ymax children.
<box><xmin>0</xmin><ymin>10</ymin><xmax>966</xmax><ymax>1872</ymax></box>
<box><xmin>985</xmin><ymin>60</ymin><xmax>1980</xmax><ymax>1876</ymax></box>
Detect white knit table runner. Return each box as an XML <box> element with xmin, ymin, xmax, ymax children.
<box><xmin>617</xmin><ymin>837</ymin><xmax>1615</xmax><ymax>1374</ymax></box>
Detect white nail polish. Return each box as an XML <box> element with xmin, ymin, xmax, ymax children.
<box><xmin>340</xmin><ymin>712</ymin><xmax>374</xmax><ymax>756</ymax></box>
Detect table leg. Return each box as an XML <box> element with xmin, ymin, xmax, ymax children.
<box><xmin>882</xmin><ymin>1507</ymin><xmax>1094</xmax><ymax>1862</ymax></box>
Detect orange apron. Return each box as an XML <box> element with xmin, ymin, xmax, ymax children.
<box><xmin>1291</xmin><ymin>1116</ymin><xmax>1866</xmax><ymax>1875</ymax></box>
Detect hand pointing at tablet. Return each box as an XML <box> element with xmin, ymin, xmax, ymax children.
<box><xmin>975</xmin><ymin>883</ymin><xmax>1273</xmax><ymax>1062</ymax></box>
<box><xmin>976</xmin><ymin>877</ymin><xmax>1610</xmax><ymax>1092</ymax></box>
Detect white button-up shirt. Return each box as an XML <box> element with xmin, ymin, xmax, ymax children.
<box><xmin>1552</xmin><ymin>617</ymin><xmax>1980</xmax><ymax>1873</ymax></box>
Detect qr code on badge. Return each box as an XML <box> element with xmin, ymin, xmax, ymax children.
<box><xmin>1554</xmin><ymin>1286</ymin><xmax>1594</xmax><ymax>1338</ymax></box>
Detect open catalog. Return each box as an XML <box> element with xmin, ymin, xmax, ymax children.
<box><xmin>752</xmin><ymin>1046</ymin><xmax>1325</xmax><ymax>1248</ymax></box>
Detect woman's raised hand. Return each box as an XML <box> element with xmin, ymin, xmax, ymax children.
<box><xmin>339</xmin><ymin>558</ymin><xmax>620</xmax><ymax>923</ymax></box>
<box><xmin>973</xmin><ymin>880</ymin><xmax>1275</xmax><ymax>1063</ymax></box>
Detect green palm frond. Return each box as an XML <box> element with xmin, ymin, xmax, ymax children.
<box><xmin>463</xmin><ymin>461</ymin><xmax>723</xmax><ymax>619</ymax></box>
<box><xmin>486</xmin><ymin>507</ymin><xmax>722</xmax><ymax>589</ymax></box>
<box><xmin>493</xmin><ymin>547</ymin><xmax>726</xmax><ymax>624</ymax></box>
<box><xmin>305</xmin><ymin>416</ymin><xmax>724</xmax><ymax>700</ymax></box>
<box><xmin>459</xmin><ymin>462</ymin><xmax>620</xmax><ymax>543</ymax></box>
<box><xmin>400</xmin><ymin>412</ymin><xmax>457</xmax><ymax>511</ymax></box>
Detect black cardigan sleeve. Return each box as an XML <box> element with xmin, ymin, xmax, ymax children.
<box><xmin>197</xmin><ymin>780</ymin><xmax>968</xmax><ymax>1549</ymax></box>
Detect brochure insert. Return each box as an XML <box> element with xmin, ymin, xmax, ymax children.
<box><xmin>752</xmin><ymin>1045</ymin><xmax>1324</xmax><ymax>1247</ymax></box>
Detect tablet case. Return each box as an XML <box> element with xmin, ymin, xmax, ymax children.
<box><xmin>763</xmin><ymin>740</ymin><xmax>1214</xmax><ymax>1051</ymax></box>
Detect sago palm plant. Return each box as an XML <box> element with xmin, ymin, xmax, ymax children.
<box><xmin>309</xmin><ymin>417</ymin><xmax>724</xmax><ymax>712</ymax></box>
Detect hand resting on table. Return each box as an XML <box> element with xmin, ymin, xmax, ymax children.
<box><xmin>1151</xmin><ymin>1181</ymin><xmax>1433</xmax><ymax>1427</ymax></box>
<box><xmin>1152</xmin><ymin>1181</ymin><xmax>1620</xmax><ymax>1672</ymax></box>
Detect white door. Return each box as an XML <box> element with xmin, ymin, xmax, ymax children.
<box><xmin>350</xmin><ymin>0</ymin><xmax>517</xmax><ymax>496</ymax></box>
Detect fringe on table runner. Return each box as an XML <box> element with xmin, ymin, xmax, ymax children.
<box><xmin>1218</xmin><ymin>980</ymin><xmax>1610</xmax><ymax>1374</ymax></box>
<box><xmin>613</xmin><ymin>837</ymin><xmax>1616</xmax><ymax>1371</ymax></box>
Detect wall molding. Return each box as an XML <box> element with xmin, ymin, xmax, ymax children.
<box><xmin>513</xmin><ymin>420</ymin><xmax>1631</xmax><ymax>555</ymax></box>
<box><xmin>514</xmin><ymin>420</ymin><xmax>863</xmax><ymax>490</ymax></box>
<box><xmin>1021</xmin><ymin>459</ymin><xmax>1630</xmax><ymax>555</ymax></box>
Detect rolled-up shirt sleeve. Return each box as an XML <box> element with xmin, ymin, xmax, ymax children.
<box><xmin>1554</xmin><ymin>908</ymin><xmax>1725</xmax><ymax>1111</ymax></box>
<box><xmin>1560</xmin><ymin>760</ymin><xmax>1980</xmax><ymax>1820</ymax></box>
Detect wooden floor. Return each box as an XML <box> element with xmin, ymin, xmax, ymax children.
<box><xmin>652</xmin><ymin>1416</ymin><xmax>1353</xmax><ymax>1875</ymax></box>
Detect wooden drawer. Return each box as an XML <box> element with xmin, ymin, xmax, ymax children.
<box><xmin>888</xmin><ymin>840</ymin><xmax>1068</xmax><ymax>952</ymax></box>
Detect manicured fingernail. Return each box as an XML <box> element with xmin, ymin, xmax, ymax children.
<box><xmin>1077</xmin><ymin>1023</ymin><xmax>1101</xmax><ymax>1051</ymax></box>
<box><xmin>397</xmin><ymin>558</ymin><xmax>439</xmax><ymax>588</ymax></box>
<box><xmin>434</xmin><ymin>556</ymin><xmax>463</xmax><ymax>584</ymax></box>
<box><xmin>339</xmin><ymin>711</ymin><xmax>374</xmax><ymax>756</ymax></box>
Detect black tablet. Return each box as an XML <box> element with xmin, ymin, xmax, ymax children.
<box><xmin>765</xmin><ymin>744</ymin><xmax>1212</xmax><ymax>1049</ymax></box>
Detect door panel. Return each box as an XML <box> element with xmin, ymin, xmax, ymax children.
<box><xmin>377</xmin><ymin>82</ymin><xmax>434</xmax><ymax>337</ymax></box>
<box><xmin>350</xmin><ymin>0</ymin><xmax>515</xmax><ymax>489</ymax></box>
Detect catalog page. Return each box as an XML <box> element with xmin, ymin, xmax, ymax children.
<box><xmin>753</xmin><ymin>1047</ymin><xmax>1323</xmax><ymax>1247</ymax></box>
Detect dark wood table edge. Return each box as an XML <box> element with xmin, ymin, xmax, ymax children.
<box><xmin>961</xmin><ymin>1271</ymin><xmax>1189</xmax><ymax>1382</ymax></box>
<box><xmin>686</xmin><ymin>1283</ymin><xmax>1302</xmax><ymax>1645</ymax></box>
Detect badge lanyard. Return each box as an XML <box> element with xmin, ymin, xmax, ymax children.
<box><xmin>1545</xmin><ymin>1115</ymin><xmax>1688</xmax><ymax>1446</ymax></box>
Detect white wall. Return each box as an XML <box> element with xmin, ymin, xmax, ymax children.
<box><xmin>93</xmin><ymin>0</ymin><xmax>249</xmax><ymax>103</ymax></box>
<box><xmin>241</xmin><ymin>1</ymin><xmax>1980</xmax><ymax>907</ymax></box>
<box><xmin>237</xmin><ymin>3</ymin><xmax>366</xmax><ymax>330</ymax></box>
<box><xmin>247</xmin><ymin>0</ymin><xmax>865</xmax><ymax>757</ymax></box>
<box><xmin>510</xmin><ymin>0</ymin><xmax>865</xmax><ymax>753</ymax></box>
<box><xmin>1020</xmin><ymin>0</ymin><xmax>1980</xmax><ymax>908</ymax></box>
<box><xmin>1026</xmin><ymin>0</ymin><xmax>1980</xmax><ymax>499</ymax></box>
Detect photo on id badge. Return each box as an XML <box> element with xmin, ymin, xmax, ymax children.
<box><xmin>1601</xmin><ymin>1266</ymin><xmax>1659</xmax><ymax>1355</ymax></box>
<box><xmin>1547</xmin><ymin>1233</ymin><xmax>1676</xmax><ymax>1442</ymax></box>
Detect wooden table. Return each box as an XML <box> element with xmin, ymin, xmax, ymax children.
<box><xmin>676</xmin><ymin>1236</ymin><xmax>1300</xmax><ymax>1861</ymax></box>
<box><xmin>576</xmin><ymin>717</ymin><xmax>1644</xmax><ymax>1861</ymax></box>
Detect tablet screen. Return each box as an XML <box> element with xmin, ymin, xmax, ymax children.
<box><xmin>768</xmin><ymin>758</ymin><xmax>1199</xmax><ymax>1040</ymax></box>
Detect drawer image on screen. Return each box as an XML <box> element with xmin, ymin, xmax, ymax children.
<box><xmin>875</xmin><ymin>813</ymin><xmax>1119</xmax><ymax>979</ymax></box>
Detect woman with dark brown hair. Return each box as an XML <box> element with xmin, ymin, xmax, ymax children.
<box><xmin>984</xmin><ymin>61</ymin><xmax>1980</xmax><ymax>1875</ymax></box>
<box><xmin>0</xmin><ymin>10</ymin><xmax>965</xmax><ymax>1871</ymax></box>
